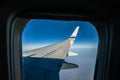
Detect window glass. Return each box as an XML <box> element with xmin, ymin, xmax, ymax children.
<box><xmin>22</xmin><ymin>19</ymin><xmax>98</xmax><ymax>80</ymax></box>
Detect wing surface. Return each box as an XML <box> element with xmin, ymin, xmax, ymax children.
<box><xmin>23</xmin><ymin>26</ymin><xmax>79</xmax><ymax>71</ymax></box>
<box><xmin>23</xmin><ymin>26</ymin><xmax>79</xmax><ymax>59</ymax></box>
<box><xmin>23</xmin><ymin>39</ymin><xmax>71</xmax><ymax>59</ymax></box>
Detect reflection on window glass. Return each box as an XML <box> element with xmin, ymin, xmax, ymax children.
<box><xmin>22</xmin><ymin>19</ymin><xmax>98</xmax><ymax>80</ymax></box>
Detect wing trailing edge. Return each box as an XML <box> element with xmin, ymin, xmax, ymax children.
<box><xmin>61</xmin><ymin>61</ymin><xmax>79</xmax><ymax>69</ymax></box>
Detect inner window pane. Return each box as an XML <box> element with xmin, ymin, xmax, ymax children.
<box><xmin>22</xmin><ymin>19</ymin><xmax>98</xmax><ymax>80</ymax></box>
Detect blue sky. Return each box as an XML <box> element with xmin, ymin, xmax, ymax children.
<box><xmin>22</xmin><ymin>19</ymin><xmax>98</xmax><ymax>51</ymax></box>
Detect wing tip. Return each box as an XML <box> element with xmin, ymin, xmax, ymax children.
<box><xmin>70</xmin><ymin>26</ymin><xmax>80</xmax><ymax>38</ymax></box>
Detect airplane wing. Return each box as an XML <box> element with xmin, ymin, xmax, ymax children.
<box><xmin>23</xmin><ymin>26</ymin><xmax>79</xmax><ymax>69</ymax></box>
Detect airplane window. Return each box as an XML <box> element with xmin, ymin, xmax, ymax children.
<box><xmin>22</xmin><ymin>19</ymin><xmax>98</xmax><ymax>80</ymax></box>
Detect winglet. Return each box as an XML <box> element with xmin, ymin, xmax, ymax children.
<box><xmin>70</xmin><ymin>26</ymin><xmax>80</xmax><ymax>38</ymax></box>
<box><xmin>70</xmin><ymin>26</ymin><xmax>79</xmax><ymax>45</ymax></box>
